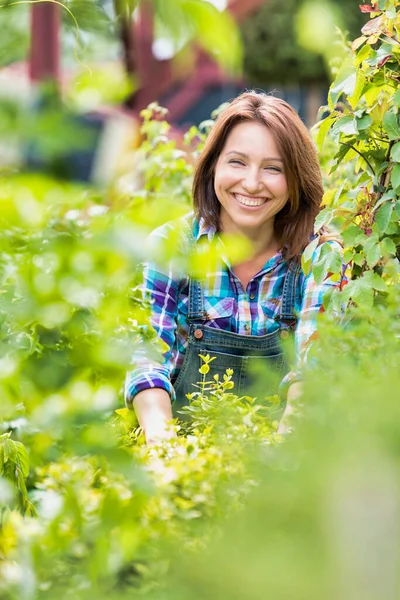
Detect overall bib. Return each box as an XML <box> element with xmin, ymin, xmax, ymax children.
<box><xmin>173</xmin><ymin>262</ymin><xmax>301</xmax><ymax>417</ymax></box>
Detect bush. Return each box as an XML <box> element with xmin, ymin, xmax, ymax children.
<box><xmin>1</xmin><ymin>3</ymin><xmax>400</xmax><ymax>598</ymax></box>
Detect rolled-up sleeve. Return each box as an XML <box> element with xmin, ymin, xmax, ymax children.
<box><xmin>125</xmin><ymin>260</ymin><xmax>180</xmax><ymax>406</ymax></box>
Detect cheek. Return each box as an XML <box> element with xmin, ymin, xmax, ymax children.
<box><xmin>275</xmin><ymin>175</ymin><xmax>289</xmax><ymax>199</ymax></box>
<box><xmin>214</xmin><ymin>167</ymin><xmax>230</xmax><ymax>194</ymax></box>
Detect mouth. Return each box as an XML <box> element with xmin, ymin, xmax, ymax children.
<box><xmin>232</xmin><ymin>193</ymin><xmax>268</xmax><ymax>208</ymax></box>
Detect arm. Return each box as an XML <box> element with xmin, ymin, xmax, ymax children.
<box><xmin>278</xmin><ymin>241</ymin><xmax>345</xmax><ymax>433</ymax></box>
<box><xmin>133</xmin><ymin>388</ymin><xmax>175</xmax><ymax>445</ymax></box>
<box><xmin>277</xmin><ymin>381</ymin><xmax>303</xmax><ymax>434</ymax></box>
<box><xmin>125</xmin><ymin>245</ymin><xmax>185</xmax><ymax>444</ymax></box>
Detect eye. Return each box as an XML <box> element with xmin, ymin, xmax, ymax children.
<box><xmin>228</xmin><ymin>159</ymin><xmax>245</xmax><ymax>166</ymax></box>
<box><xmin>263</xmin><ymin>166</ymin><xmax>282</xmax><ymax>173</ymax></box>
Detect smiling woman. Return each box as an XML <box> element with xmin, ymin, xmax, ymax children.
<box><xmin>214</xmin><ymin>122</ymin><xmax>289</xmax><ymax>253</ymax></box>
<box><xmin>126</xmin><ymin>91</ymin><xmax>345</xmax><ymax>445</ymax></box>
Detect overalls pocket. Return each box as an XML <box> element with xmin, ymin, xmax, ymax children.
<box><xmin>203</xmin><ymin>296</ymin><xmax>234</xmax><ymax>330</ymax></box>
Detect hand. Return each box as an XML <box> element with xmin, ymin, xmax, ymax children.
<box><xmin>277</xmin><ymin>381</ymin><xmax>303</xmax><ymax>435</ymax></box>
<box><xmin>146</xmin><ymin>422</ymin><xmax>177</xmax><ymax>446</ymax></box>
<box><xmin>133</xmin><ymin>388</ymin><xmax>177</xmax><ymax>446</ymax></box>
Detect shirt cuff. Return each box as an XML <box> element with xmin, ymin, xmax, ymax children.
<box><xmin>125</xmin><ymin>370</ymin><xmax>175</xmax><ymax>407</ymax></box>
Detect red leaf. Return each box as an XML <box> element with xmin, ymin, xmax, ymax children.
<box><xmin>361</xmin><ymin>15</ymin><xmax>383</xmax><ymax>35</ymax></box>
<box><xmin>377</xmin><ymin>54</ymin><xmax>393</xmax><ymax>68</ymax></box>
<box><xmin>359</xmin><ymin>3</ymin><xmax>378</xmax><ymax>12</ymax></box>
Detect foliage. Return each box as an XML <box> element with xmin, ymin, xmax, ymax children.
<box><xmin>0</xmin><ymin>1</ymin><xmax>30</xmax><ymax>66</ymax></box>
<box><xmin>241</xmin><ymin>0</ymin><xmax>366</xmax><ymax>85</ymax></box>
<box><xmin>1</xmin><ymin>3</ymin><xmax>400</xmax><ymax>599</ymax></box>
<box><xmin>151</xmin><ymin>299</ymin><xmax>400</xmax><ymax>600</ymax></box>
<box><xmin>0</xmin><ymin>92</ymin><xmax>266</xmax><ymax>598</ymax></box>
<box><xmin>0</xmin><ymin>0</ymin><xmax>241</xmax><ymax>72</ymax></box>
<box><xmin>313</xmin><ymin>0</ymin><xmax>400</xmax><ymax>310</ymax></box>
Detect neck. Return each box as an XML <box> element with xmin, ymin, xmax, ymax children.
<box><xmin>219</xmin><ymin>214</ymin><xmax>280</xmax><ymax>258</ymax></box>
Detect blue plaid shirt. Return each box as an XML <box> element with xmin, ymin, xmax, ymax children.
<box><xmin>125</xmin><ymin>213</ymin><xmax>344</xmax><ymax>404</ymax></box>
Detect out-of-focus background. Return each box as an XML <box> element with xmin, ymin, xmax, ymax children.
<box><xmin>0</xmin><ymin>0</ymin><xmax>366</xmax><ymax>182</ymax></box>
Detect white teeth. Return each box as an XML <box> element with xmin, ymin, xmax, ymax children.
<box><xmin>234</xmin><ymin>194</ymin><xmax>266</xmax><ymax>207</ymax></box>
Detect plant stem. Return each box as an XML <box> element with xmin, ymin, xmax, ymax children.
<box><xmin>340</xmin><ymin>142</ymin><xmax>376</xmax><ymax>175</ymax></box>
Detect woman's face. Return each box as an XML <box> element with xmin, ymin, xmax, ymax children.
<box><xmin>214</xmin><ymin>120</ymin><xmax>289</xmax><ymax>239</ymax></box>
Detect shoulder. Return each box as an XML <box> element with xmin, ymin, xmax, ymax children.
<box><xmin>146</xmin><ymin>211</ymin><xmax>196</xmax><ymax>251</ymax></box>
<box><xmin>144</xmin><ymin>212</ymin><xmax>197</xmax><ymax>279</ymax></box>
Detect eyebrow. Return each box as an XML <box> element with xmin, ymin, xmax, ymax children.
<box><xmin>226</xmin><ymin>151</ymin><xmax>283</xmax><ymax>162</ymax></box>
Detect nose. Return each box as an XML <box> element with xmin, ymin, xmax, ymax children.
<box><xmin>242</xmin><ymin>168</ymin><xmax>263</xmax><ymax>194</ymax></box>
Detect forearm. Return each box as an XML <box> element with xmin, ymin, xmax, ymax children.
<box><xmin>286</xmin><ymin>380</ymin><xmax>303</xmax><ymax>414</ymax></box>
<box><xmin>133</xmin><ymin>388</ymin><xmax>174</xmax><ymax>444</ymax></box>
<box><xmin>278</xmin><ymin>381</ymin><xmax>303</xmax><ymax>434</ymax></box>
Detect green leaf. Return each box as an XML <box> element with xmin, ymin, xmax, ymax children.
<box><xmin>374</xmin><ymin>201</ymin><xmax>393</xmax><ymax>236</ymax></box>
<box><xmin>349</xmin><ymin>72</ymin><xmax>367</xmax><ymax>109</ymax></box>
<box><xmin>365</xmin><ymin>240</ymin><xmax>381</xmax><ymax>267</ymax></box>
<box><xmin>343</xmin><ymin>248</ymin><xmax>354</xmax><ymax>263</ymax></box>
<box><xmin>394</xmin><ymin>88</ymin><xmax>400</xmax><ymax>108</ymax></box>
<box><xmin>343</xmin><ymin>278</ymin><xmax>374</xmax><ymax>310</ymax></box>
<box><xmin>15</xmin><ymin>466</ymin><xmax>27</xmax><ymax>496</ymax></box>
<box><xmin>329</xmin><ymin>66</ymin><xmax>357</xmax><ymax>107</ymax></box>
<box><xmin>313</xmin><ymin>208</ymin><xmax>334</xmax><ymax>233</ymax></box>
<box><xmin>15</xmin><ymin>442</ymin><xmax>29</xmax><ymax>479</ymax></box>
<box><xmin>364</xmin><ymin>83</ymin><xmax>384</xmax><ymax>107</ymax></box>
<box><xmin>315</xmin><ymin>117</ymin><xmax>334</xmax><ymax>151</ymax></box>
<box><xmin>311</xmin><ymin>244</ymin><xmax>343</xmax><ymax>285</ymax></box>
<box><xmin>391</xmin><ymin>164</ymin><xmax>400</xmax><ymax>193</ymax></box>
<box><xmin>341</xmin><ymin>225</ymin><xmax>364</xmax><ymax>247</ymax></box>
<box><xmin>354</xmin><ymin>43</ymin><xmax>372</xmax><ymax>67</ymax></box>
<box><xmin>391</xmin><ymin>142</ymin><xmax>400</xmax><ymax>162</ymax></box>
<box><xmin>301</xmin><ymin>236</ymin><xmax>319</xmax><ymax>275</ymax></box>
<box><xmin>353</xmin><ymin>253</ymin><xmax>365</xmax><ymax>266</ymax></box>
<box><xmin>363</xmin><ymin>270</ymin><xmax>388</xmax><ymax>293</ymax></box>
<box><xmin>330</xmin><ymin>143</ymin><xmax>354</xmax><ymax>171</ymax></box>
<box><xmin>372</xmin><ymin>190</ymin><xmax>395</xmax><ymax>213</ymax></box>
<box><xmin>332</xmin><ymin>116</ymin><xmax>358</xmax><ymax>136</ymax></box>
<box><xmin>382</xmin><ymin>111</ymin><xmax>400</xmax><ymax>141</ymax></box>
<box><xmin>356</xmin><ymin>114</ymin><xmax>372</xmax><ymax>131</ymax></box>
<box><xmin>3</xmin><ymin>439</ymin><xmax>17</xmax><ymax>464</ymax></box>
<box><xmin>381</xmin><ymin>237</ymin><xmax>396</xmax><ymax>256</ymax></box>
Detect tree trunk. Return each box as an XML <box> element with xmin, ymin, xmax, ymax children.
<box><xmin>114</xmin><ymin>0</ymin><xmax>136</xmax><ymax>109</ymax></box>
<box><xmin>29</xmin><ymin>3</ymin><xmax>60</xmax><ymax>87</ymax></box>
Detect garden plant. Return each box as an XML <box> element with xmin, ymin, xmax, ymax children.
<box><xmin>0</xmin><ymin>1</ymin><xmax>399</xmax><ymax>599</ymax></box>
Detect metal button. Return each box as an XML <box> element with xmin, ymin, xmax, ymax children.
<box><xmin>280</xmin><ymin>329</ymin><xmax>290</xmax><ymax>340</ymax></box>
<box><xmin>194</xmin><ymin>329</ymin><xmax>203</xmax><ymax>340</ymax></box>
<box><xmin>249</xmin><ymin>293</ymin><xmax>255</xmax><ymax>300</ymax></box>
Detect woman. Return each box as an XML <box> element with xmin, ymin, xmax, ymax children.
<box><xmin>126</xmin><ymin>91</ymin><xmax>343</xmax><ymax>444</ymax></box>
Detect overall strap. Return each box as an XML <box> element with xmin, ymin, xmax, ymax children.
<box><xmin>182</xmin><ymin>216</ymin><xmax>208</xmax><ymax>323</ymax></box>
<box><xmin>188</xmin><ymin>278</ymin><xmax>207</xmax><ymax>323</ymax></box>
<box><xmin>277</xmin><ymin>260</ymin><xmax>302</xmax><ymax>326</ymax></box>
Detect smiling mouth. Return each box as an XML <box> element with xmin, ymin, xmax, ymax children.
<box><xmin>233</xmin><ymin>193</ymin><xmax>268</xmax><ymax>207</ymax></box>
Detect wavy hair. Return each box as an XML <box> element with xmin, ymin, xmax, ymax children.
<box><xmin>192</xmin><ymin>91</ymin><xmax>325</xmax><ymax>260</ymax></box>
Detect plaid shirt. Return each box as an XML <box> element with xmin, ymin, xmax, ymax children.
<box><xmin>125</xmin><ymin>213</ymin><xmax>343</xmax><ymax>404</ymax></box>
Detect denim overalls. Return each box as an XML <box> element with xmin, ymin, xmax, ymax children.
<box><xmin>172</xmin><ymin>261</ymin><xmax>301</xmax><ymax>416</ymax></box>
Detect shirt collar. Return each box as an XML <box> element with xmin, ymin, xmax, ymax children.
<box><xmin>194</xmin><ymin>217</ymin><xmax>217</xmax><ymax>243</ymax></box>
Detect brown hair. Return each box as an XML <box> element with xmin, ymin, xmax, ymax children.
<box><xmin>192</xmin><ymin>91</ymin><xmax>325</xmax><ymax>260</ymax></box>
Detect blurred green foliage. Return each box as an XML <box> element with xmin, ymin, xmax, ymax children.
<box><xmin>0</xmin><ymin>0</ymin><xmax>241</xmax><ymax>71</ymax></box>
<box><xmin>0</xmin><ymin>2</ymin><xmax>399</xmax><ymax>599</ymax></box>
<box><xmin>241</xmin><ymin>0</ymin><xmax>366</xmax><ymax>84</ymax></box>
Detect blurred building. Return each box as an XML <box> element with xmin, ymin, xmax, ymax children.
<box><xmin>130</xmin><ymin>0</ymin><xmax>321</xmax><ymax>127</ymax></box>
